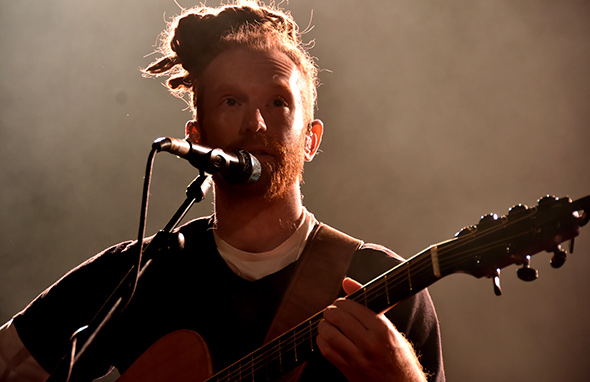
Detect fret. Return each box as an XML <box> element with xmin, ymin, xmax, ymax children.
<box><xmin>224</xmin><ymin>363</ymin><xmax>236</xmax><ymax>382</ymax></box>
<box><xmin>278</xmin><ymin>336</ymin><xmax>283</xmax><ymax>372</ymax></box>
<box><xmin>308</xmin><ymin>319</ymin><xmax>314</xmax><ymax>352</ymax></box>
<box><xmin>406</xmin><ymin>261</ymin><xmax>413</xmax><ymax>291</ymax></box>
<box><xmin>363</xmin><ymin>286</ymin><xmax>368</xmax><ymax>306</ymax></box>
<box><xmin>430</xmin><ymin>245</ymin><xmax>441</xmax><ymax>278</ymax></box>
<box><xmin>293</xmin><ymin>328</ymin><xmax>298</xmax><ymax>362</ymax></box>
<box><xmin>384</xmin><ymin>274</ymin><xmax>390</xmax><ymax>305</ymax></box>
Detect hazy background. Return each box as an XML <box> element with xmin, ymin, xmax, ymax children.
<box><xmin>1</xmin><ymin>0</ymin><xmax>589</xmax><ymax>381</ymax></box>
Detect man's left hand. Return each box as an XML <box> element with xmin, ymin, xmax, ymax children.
<box><xmin>316</xmin><ymin>277</ymin><xmax>427</xmax><ymax>382</ymax></box>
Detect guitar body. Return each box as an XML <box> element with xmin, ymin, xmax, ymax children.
<box><xmin>117</xmin><ymin>330</ymin><xmax>212</xmax><ymax>382</ymax></box>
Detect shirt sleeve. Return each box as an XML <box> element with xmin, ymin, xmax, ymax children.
<box><xmin>11</xmin><ymin>240</ymin><xmax>138</xmax><ymax>380</ymax></box>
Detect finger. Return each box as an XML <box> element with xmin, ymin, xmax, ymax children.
<box><xmin>329</xmin><ymin>300</ymin><xmax>397</xmax><ymax>345</ymax></box>
<box><xmin>323</xmin><ymin>303</ymin><xmax>370</xmax><ymax>335</ymax></box>
<box><xmin>342</xmin><ymin>277</ymin><xmax>363</xmax><ymax>295</ymax></box>
<box><xmin>316</xmin><ymin>318</ymin><xmax>358</xmax><ymax>365</ymax></box>
<box><xmin>332</xmin><ymin>299</ymin><xmax>383</xmax><ymax>330</ymax></box>
<box><xmin>322</xmin><ymin>302</ymin><xmax>388</xmax><ymax>356</ymax></box>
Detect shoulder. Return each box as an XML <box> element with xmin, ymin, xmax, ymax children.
<box><xmin>347</xmin><ymin>242</ymin><xmax>405</xmax><ymax>285</ymax></box>
<box><xmin>12</xmin><ymin>216</ymin><xmax>215</xmax><ymax>376</ymax></box>
<box><xmin>178</xmin><ymin>215</ymin><xmax>214</xmax><ymax>234</ymax></box>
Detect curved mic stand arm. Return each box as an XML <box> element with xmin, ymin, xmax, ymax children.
<box><xmin>163</xmin><ymin>173</ymin><xmax>212</xmax><ymax>233</ymax></box>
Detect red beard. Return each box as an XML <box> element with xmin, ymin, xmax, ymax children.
<box><xmin>207</xmin><ymin>132</ymin><xmax>307</xmax><ymax>201</ymax></box>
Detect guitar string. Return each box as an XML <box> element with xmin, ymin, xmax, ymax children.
<box><xmin>209</xmin><ymin>212</ymin><xmax>551</xmax><ymax>381</ymax></box>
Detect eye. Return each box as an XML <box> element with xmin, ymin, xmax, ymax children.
<box><xmin>272</xmin><ymin>98</ymin><xmax>288</xmax><ymax>108</ymax></box>
<box><xmin>223</xmin><ymin>98</ymin><xmax>238</xmax><ymax>106</ymax></box>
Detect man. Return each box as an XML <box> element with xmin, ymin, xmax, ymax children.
<box><xmin>0</xmin><ymin>2</ymin><xmax>444</xmax><ymax>381</ymax></box>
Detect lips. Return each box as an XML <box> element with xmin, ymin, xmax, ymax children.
<box><xmin>248</xmin><ymin>149</ymin><xmax>273</xmax><ymax>157</ymax></box>
<box><xmin>229</xmin><ymin>136</ymin><xmax>285</xmax><ymax>161</ymax></box>
<box><xmin>241</xmin><ymin>144</ymin><xmax>279</xmax><ymax>159</ymax></box>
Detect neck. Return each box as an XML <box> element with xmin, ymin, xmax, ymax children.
<box><xmin>212</xmin><ymin>183</ymin><xmax>304</xmax><ymax>253</ymax></box>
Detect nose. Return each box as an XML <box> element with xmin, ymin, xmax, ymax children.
<box><xmin>243</xmin><ymin>108</ymin><xmax>267</xmax><ymax>134</ymax></box>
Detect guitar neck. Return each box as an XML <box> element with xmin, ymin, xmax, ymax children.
<box><xmin>207</xmin><ymin>246</ymin><xmax>444</xmax><ymax>382</ymax></box>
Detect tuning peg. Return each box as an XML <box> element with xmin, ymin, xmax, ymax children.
<box><xmin>493</xmin><ymin>269</ymin><xmax>502</xmax><ymax>296</ymax></box>
<box><xmin>455</xmin><ymin>225</ymin><xmax>476</xmax><ymax>238</ymax></box>
<box><xmin>517</xmin><ymin>255</ymin><xmax>538</xmax><ymax>281</ymax></box>
<box><xmin>508</xmin><ymin>203</ymin><xmax>527</xmax><ymax>216</ymax></box>
<box><xmin>550</xmin><ymin>245</ymin><xmax>567</xmax><ymax>268</ymax></box>
<box><xmin>537</xmin><ymin>195</ymin><xmax>559</xmax><ymax>208</ymax></box>
<box><xmin>478</xmin><ymin>213</ymin><xmax>500</xmax><ymax>229</ymax></box>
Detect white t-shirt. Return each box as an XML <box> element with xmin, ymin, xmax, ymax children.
<box><xmin>213</xmin><ymin>208</ymin><xmax>317</xmax><ymax>281</ymax></box>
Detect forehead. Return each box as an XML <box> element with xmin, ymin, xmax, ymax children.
<box><xmin>199</xmin><ymin>48</ymin><xmax>304</xmax><ymax>96</ymax></box>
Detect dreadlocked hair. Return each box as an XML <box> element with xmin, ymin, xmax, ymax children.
<box><xmin>143</xmin><ymin>0</ymin><xmax>319</xmax><ymax>121</ymax></box>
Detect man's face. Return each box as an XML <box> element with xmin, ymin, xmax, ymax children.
<box><xmin>194</xmin><ymin>48</ymin><xmax>311</xmax><ymax>199</ymax></box>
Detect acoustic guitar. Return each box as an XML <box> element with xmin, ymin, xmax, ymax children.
<box><xmin>119</xmin><ymin>195</ymin><xmax>589</xmax><ymax>382</ymax></box>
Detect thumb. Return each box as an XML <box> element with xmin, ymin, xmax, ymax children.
<box><xmin>342</xmin><ymin>277</ymin><xmax>363</xmax><ymax>295</ymax></box>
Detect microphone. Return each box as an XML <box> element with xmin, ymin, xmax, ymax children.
<box><xmin>152</xmin><ymin>137</ymin><xmax>262</xmax><ymax>184</ymax></box>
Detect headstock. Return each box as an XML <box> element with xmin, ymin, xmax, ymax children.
<box><xmin>445</xmin><ymin>195</ymin><xmax>589</xmax><ymax>295</ymax></box>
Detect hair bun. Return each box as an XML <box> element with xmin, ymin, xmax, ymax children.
<box><xmin>143</xmin><ymin>1</ymin><xmax>318</xmax><ymax>120</ymax></box>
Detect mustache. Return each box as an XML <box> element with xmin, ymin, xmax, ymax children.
<box><xmin>227</xmin><ymin>134</ymin><xmax>287</xmax><ymax>157</ymax></box>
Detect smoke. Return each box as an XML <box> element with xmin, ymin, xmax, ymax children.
<box><xmin>1</xmin><ymin>1</ymin><xmax>589</xmax><ymax>381</ymax></box>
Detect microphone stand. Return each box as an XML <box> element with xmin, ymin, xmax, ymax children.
<box><xmin>162</xmin><ymin>174</ymin><xmax>213</xmax><ymax>233</ymax></box>
<box><xmin>47</xmin><ymin>152</ymin><xmax>213</xmax><ymax>381</ymax></box>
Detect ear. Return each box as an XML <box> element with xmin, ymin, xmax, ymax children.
<box><xmin>304</xmin><ymin>120</ymin><xmax>323</xmax><ymax>162</ymax></box>
<box><xmin>185</xmin><ymin>120</ymin><xmax>200</xmax><ymax>143</ymax></box>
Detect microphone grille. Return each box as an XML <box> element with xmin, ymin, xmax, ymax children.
<box><xmin>229</xmin><ymin>150</ymin><xmax>261</xmax><ymax>184</ymax></box>
<box><xmin>248</xmin><ymin>155</ymin><xmax>262</xmax><ymax>183</ymax></box>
